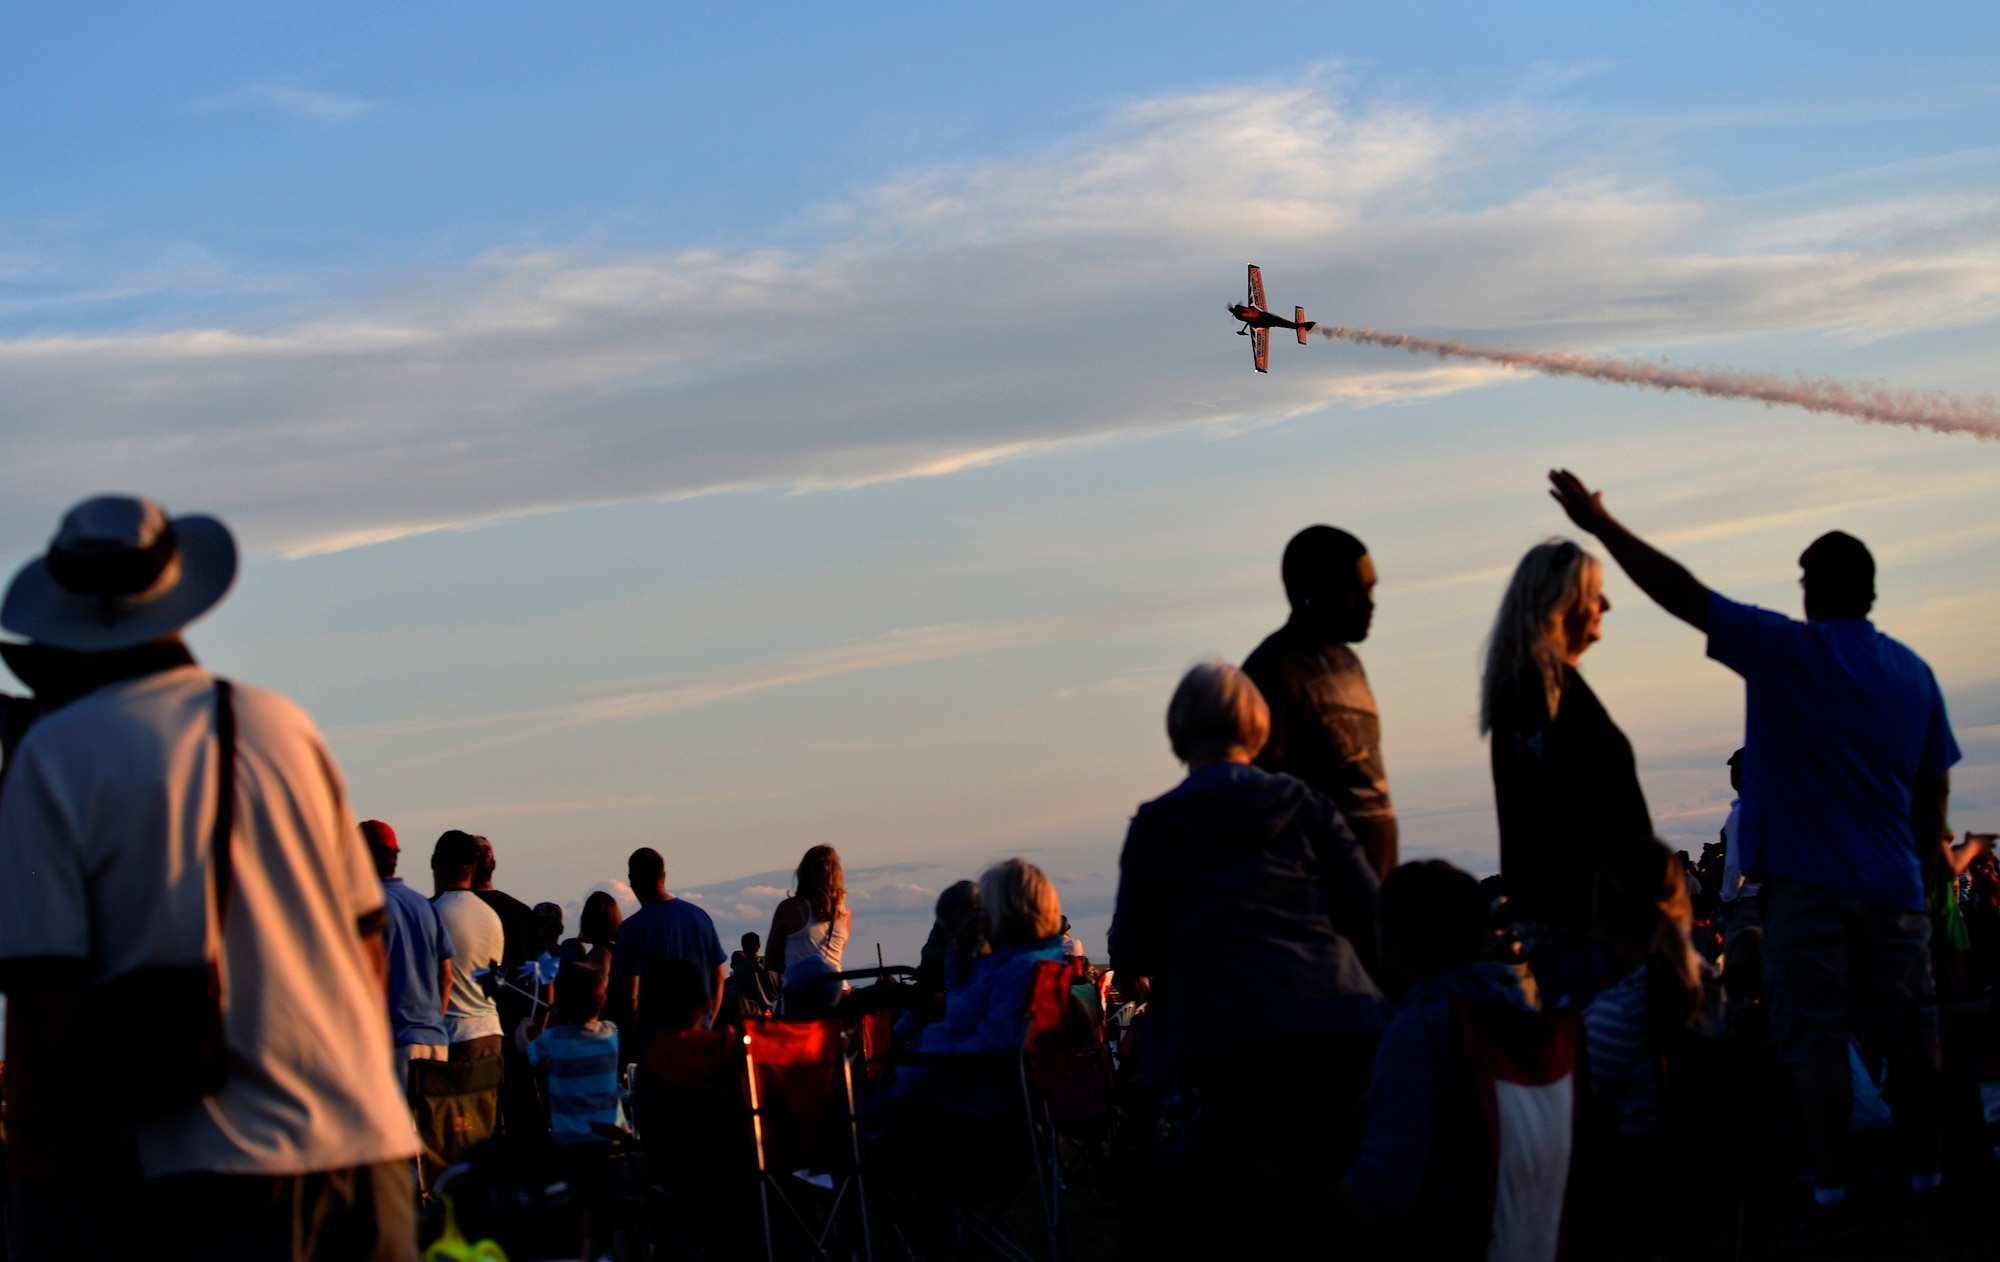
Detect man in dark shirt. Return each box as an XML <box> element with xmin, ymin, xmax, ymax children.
<box><xmin>471</xmin><ymin>834</ymin><xmax>552</xmax><ymax>1135</ymax></box>
<box><xmin>612</xmin><ymin>847</ymin><xmax>728</xmax><ymax>1047</ymax></box>
<box><xmin>1243</xmin><ymin>525</ymin><xmax>1398</xmax><ymax>877</ymax></box>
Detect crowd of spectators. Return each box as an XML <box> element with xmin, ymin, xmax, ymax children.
<box><xmin>0</xmin><ymin>470</ymin><xmax>1981</xmax><ymax>1260</ymax></box>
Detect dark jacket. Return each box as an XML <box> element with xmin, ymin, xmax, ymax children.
<box><xmin>1344</xmin><ymin>962</ymin><xmax>1538</xmax><ymax>1245</ymax></box>
<box><xmin>1108</xmin><ymin>762</ymin><xmax>1385</xmax><ymax>1071</ymax></box>
<box><xmin>1243</xmin><ymin>622</ymin><xmax>1398</xmax><ymax>872</ymax></box>
<box><xmin>1489</xmin><ymin>662</ymin><xmax>1653</xmax><ymax>928</ymax></box>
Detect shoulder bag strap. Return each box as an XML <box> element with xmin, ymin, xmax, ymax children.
<box><xmin>214</xmin><ymin>679</ymin><xmax>236</xmax><ymax>925</ymax></box>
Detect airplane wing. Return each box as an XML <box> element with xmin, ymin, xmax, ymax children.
<box><xmin>1247</xmin><ymin>264</ymin><xmax>1267</xmax><ymax>311</ymax></box>
<box><xmin>1251</xmin><ymin>325</ymin><xmax>1269</xmax><ymax>373</ymax></box>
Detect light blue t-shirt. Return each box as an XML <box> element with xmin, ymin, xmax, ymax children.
<box><xmin>381</xmin><ymin>876</ymin><xmax>455</xmax><ymax>1047</ymax></box>
<box><xmin>1706</xmin><ymin>592</ymin><xmax>1960</xmax><ymax>911</ymax></box>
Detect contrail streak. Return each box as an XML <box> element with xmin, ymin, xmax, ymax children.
<box><xmin>1319</xmin><ymin>326</ymin><xmax>2000</xmax><ymax>439</ymax></box>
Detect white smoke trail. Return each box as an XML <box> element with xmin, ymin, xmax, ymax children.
<box><xmin>1319</xmin><ymin>326</ymin><xmax>2000</xmax><ymax>440</ymax></box>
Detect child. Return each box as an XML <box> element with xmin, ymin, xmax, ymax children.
<box><xmin>524</xmin><ymin>964</ymin><xmax>627</xmax><ymax>1144</ymax></box>
<box><xmin>1344</xmin><ymin>860</ymin><xmax>1567</xmax><ymax>1259</ymax></box>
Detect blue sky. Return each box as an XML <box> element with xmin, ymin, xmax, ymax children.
<box><xmin>4</xmin><ymin>3</ymin><xmax>1998</xmax><ymax>956</ymax></box>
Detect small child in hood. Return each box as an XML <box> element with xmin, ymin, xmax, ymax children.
<box><xmin>523</xmin><ymin>964</ymin><xmax>627</xmax><ymax>1144</ymax></box>
<box><xmin>1343</xmin><ymin>860</ymin><xmax>1562</xmax><ymax>1256</ymax></box>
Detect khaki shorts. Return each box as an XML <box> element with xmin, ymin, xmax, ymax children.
<box><xmin>1762</xmin><ymin>876</ymin><xmax>1937</xmax><ymax>1069</ymax></box>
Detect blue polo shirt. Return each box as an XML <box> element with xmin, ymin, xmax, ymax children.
<box><xmin>1707</xmin><ymin>592</ymin><xmax>1960</xmax><ymax>912</ymax></box>
<box><xmin>381</xmin><ymin>876</ymin><xmax>455</xmax><ymax>1046</ymax></box>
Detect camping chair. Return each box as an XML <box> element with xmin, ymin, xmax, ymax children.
<box><xmin>878</xmin><ymin>958</ymin><xmax>1081</xmax><ymax>1262</ymax></box>
<box><xmin>741</xmin><ymin>1017</ymin><xmax>875</xmax><ymax>1262</ymax></box>
<box><xmin>409</xmin><ymin>1055</ymin><xmax>504</xmax><ymax>1193</ymax></box>
<box><xmin>639</xmin><ymin>1027</ymin><xmax>755</xmax><ymax>1259</ymax></box>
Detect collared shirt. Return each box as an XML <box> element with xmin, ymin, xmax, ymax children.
<box><xmin>0</xmin><ymin>665</ymin><xmax>417</xmax><ymax>1178</ymax></box>
<box><xmin>1707</xmin><ymin>593</ymin><xmax>1961</xmax><ymax>912</ymax></box>
<box><xmin>1243</xmin><ymin>624</ymin><xmax>1395</xmax><ymax>844</ymax></box>
<box><xmin>434</xmin><ymin>890</ymin><xmax>505</xmax><ymax>1043</ymax></box>
<box><xmin>382</xmin><ymin>876</ymin><xmax>454</xmax><ymax>1047</ymax></box>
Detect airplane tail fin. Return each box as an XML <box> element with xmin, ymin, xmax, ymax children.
<box><xmin>1296</xmin><ymin>308</ymin><xmax>1313</xmax><ymax>345</ymax></box>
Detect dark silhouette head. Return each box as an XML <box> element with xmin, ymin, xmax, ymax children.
<box><xmin>579</xmin><ymin>890</ymin><xmax>622</xmax><ymax>945</ymax></box>
<box><xmin>1799</xmin><ymin>531</ymin><xmax>1875</xmax><ymax>622</ymax></box>
<box><xmin>472</xmin><ymin>835</ymin><xmax>497</xmax><ymax>889</ymax></box>
<box><xmin>934</xmin><ymin>879</ymin><xmax>980</xmax><ymax>936</ymax></box>
<box><xmin>1282</xmin><ymin>525</ymin><xmax>1376</xmax><ymax>644</ymax></box>
<box><xmin>1727</xmin><ymin>746</ymin><xmax>1743</xmax><ymax>794</ymax></box>
<box><xmin>628</xmin><ymin>847</ymin><xmax>668</xmax><ymax>903</ymax></box>
<box><xmin>742</xmin><ymin>931</ymin><xmax>762</xmax><ymax>954</ymax></box>
<box><xmin>553</xmin><ymin>963</ymin><xmax>608</xmax><ymax>1026</ymax></box>
<box><xmin>1379</xmin><ymin>860</ymin><xmax>1490</xmax><ymax>998</ymax></box>
<box><xmin>533</xmin><ymin>902</ymin><xmax>563</xmax><ymax>948</ymax></box>
<box><xmin>431</xmin><ymin>829</ymin><xmax>482</xmax><ymax>889</ymax></box>
<box><xmin>652</xmin><ymin>958</ymin><xmax>712</xmax><ymax>1032</ymax></box>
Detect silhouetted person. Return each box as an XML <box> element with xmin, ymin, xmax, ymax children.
<box><xmin>1481</xmin><ymin>538</ymin><xmax>1653</xmax><ymax>1008</ymax></box>
<box><xmin>1111</xmin><ymin>661</ymin><xmax>1383</xmax><ymax>1257</ymax></box>
<box><xmin>1243</xmin><ymin>525</ymin><xmax>1398</xmax><ymax>877</ymax></box>
<box><xmin>364</xmin><ymin>820</ymin><xmax>455</xmax><ymax>1085</ymax></box>
<box><xmin>1550</xmin><ymin>469</ymin><xmax>1956</xmax><ymax>1230</ymax></box>
<box><xmin>432</xmin><ymin>831</ymin><xmax>505</xmax><ymax>1062</ymax></box>
<box><xmin>472</xmin><ymin>835</ymin><xmax>551</xmax><ymax>1136</ymax></box>
<box><xmin>1345</xmin><ymin>860</ymin><xmax>1559</xmax><ymax>1257</ymax></box>
<box><xmin>0</xmin><ymin>495</ymin><xmax>417</xmax><ymax>1258</ymax></box>
<box><xmin>611</xmin><ymin>847</ymin><xmax>726</xmax><ymax>1056</ymax></box>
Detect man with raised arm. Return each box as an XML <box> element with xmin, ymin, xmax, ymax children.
<box><xmin>1548</xmin><ymin>469</ymin><xmax>1957</xmax><ymax>1230</ymax></box>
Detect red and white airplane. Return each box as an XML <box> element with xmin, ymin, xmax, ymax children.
<box><xmin>1227</xmin><ymin>264</ymin><xmax>1315</xmax><ymax>373</ymax></box>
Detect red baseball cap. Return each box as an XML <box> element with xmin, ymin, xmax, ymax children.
<box><xmin>360</xmin><ymin>819</ymin><xmax>399</xmax><ymax>851</ymax></box>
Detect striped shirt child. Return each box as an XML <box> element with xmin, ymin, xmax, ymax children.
<box><xmin>527</xmin><ymin>1018</ymin><xmax>626</xmax><ymax>1144</ymax></box>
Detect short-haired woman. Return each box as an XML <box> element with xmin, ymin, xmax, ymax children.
<box><xmin>1483</xmin><ymin>539</ymin><xmax>1653</xmax><ymax>1006</ymax></box>
<box><xmin>767</xmin><ymin>844</ymin><xmax>852</xmax><ymax>1013</ymax></box>
<box><xmin>1110</xmin><ymin>660</ymin><xmax>1385</xmax><ymax>1255</ymax></box>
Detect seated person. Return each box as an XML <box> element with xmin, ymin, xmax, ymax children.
<box><xmin>1343</xmin><ymin>860</ymin><xmax>1558</xmax><ymax>1259</ymax></box>
<box><xmin>899</xmin><ymin>880</ymin><xmax>982</xmax><ymax>1037</ymax></box>
<box><xmin>723</xmin><ymin>931</ymin><xmax>780</xmax><ymax>1020</ymax></box>
<box><xmin>887</xmin><ymin>859</ymin><xmax>1069</xmax><ymax>1118</ymax></box>
<box><xmin>521</xmin><ymin>965</ymin><xmax>627</xmax><ymax>1146</ymax></box>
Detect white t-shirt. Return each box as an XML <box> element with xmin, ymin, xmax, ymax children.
<box><xmin>0</xmin><ymin>665</ymin><xmax>418</xmax><ymax>1178</ymax></box>
<box><xmin>434</xmin><ymin>890</ymin><xmax>504</xmax><ymax>1042</ymax></box>
<box><xmin>1720</xmin><ymin>799</ymin><xmax>1761</xmax><ymax>903</ymax></box>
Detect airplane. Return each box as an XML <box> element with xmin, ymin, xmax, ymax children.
<box><xmin>1228</xmin><ymin>264</ymin><xmax>1315</xmax><ymax>373</ymax></box>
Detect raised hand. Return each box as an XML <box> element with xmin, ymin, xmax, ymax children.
<box><xmin>1548</xmin><ymin>469</ymin><xmax>1613</xmax><ymax>537</ymax></box>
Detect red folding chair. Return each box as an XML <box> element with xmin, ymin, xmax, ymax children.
<box><xmin>741</xmin><ymin>1017</ymin><xmax>875</xmax><ymax>1262</ymax></box>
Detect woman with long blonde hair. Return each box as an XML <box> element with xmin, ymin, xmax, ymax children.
<box><xmin>768</xmin><ymin>844</ymin><xmax>851</xmax><ymax>1012</ymax></box>
<box><xmin>1483</xmin><ymin>539</ymin><xmax>1653</xmax><ymax>1003</ymax></box>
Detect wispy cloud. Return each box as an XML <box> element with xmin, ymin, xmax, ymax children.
<box><xmin>198</xmin><ymin>83</ymin><xmax>374</xmax><ymax>123</ymax></box>
<box><xmin>3</xmin><ymin>77</ymin><xmax>1997</xmax><ymax>560</ymax></box>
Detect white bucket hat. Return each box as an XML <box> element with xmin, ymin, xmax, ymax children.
<box><xmin>1</xmin><ymin>495</ymin><xmax>237</xmax><ymax>652</ymax></box>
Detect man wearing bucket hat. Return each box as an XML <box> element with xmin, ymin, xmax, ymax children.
<box><xmin>0</xmin><ymin>496</ymin><xmax>418</xmax><ymax>1260</ymax></box>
